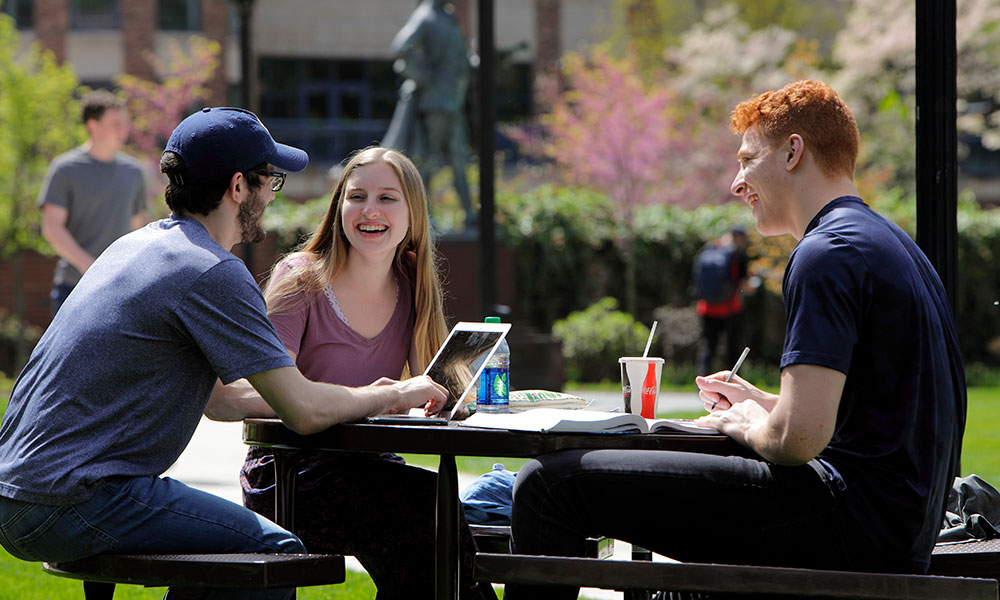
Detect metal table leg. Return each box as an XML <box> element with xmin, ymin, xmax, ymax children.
<box><xmin>436</xmin><ymin>453</ymin><xmax>459</xmax><ymax>599</ymax></box>
<box><xmin>273</xmin><ymin>450</ymin><xmax>297</xmax><ymax>533</ymax></box>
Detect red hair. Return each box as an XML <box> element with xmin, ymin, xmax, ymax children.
<box><xmin>730</xmin><ymin>80</ymin><xmax>859</xmax><ymax>179</ymax></box>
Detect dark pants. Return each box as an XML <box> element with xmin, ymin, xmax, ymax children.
<box><xmin>506</xmin><ymin>449</ymin><xmax>873</xmax><ymax>600</ymax></box>
<box><xmin>241</xmin><ymin>448</ymin><xmax>497</xmax><ymax>600</ymax></box>
<box><xmin>697</xmin><ymin>312</ymin><xmax>744</xmax><ymax>376</ymax></box>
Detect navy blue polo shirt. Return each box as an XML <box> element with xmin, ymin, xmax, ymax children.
<box><xmin>782</xmin><ymin>196</ymin><xmax>965</xmax><ymax>572</ymax></box>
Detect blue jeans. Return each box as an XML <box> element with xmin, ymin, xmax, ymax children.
<box><xmin>506</xmin><ymin>449</ymin><xmax>869</xmax><ymax>600</ymax></box>
<box><xmin>0</xmin><ymin>475</ymin><xmax>305</xmax><ymax>600</ymax></box>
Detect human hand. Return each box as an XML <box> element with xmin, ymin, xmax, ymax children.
<box><xmin>695</xmin><ymin>371</ymin><xmax>753</xmax><ymax>412</ymax></box>
<box><xmin>382</xmin><ymin>375</ymin><xmax>448</xmax><ymax>415</ymax></box>
<box><xmin>693</xmin><ymin>398</ymin><xmax>770</xmax><ymax>446</ymax></box>
<box><xmin>449</xmin><ymin>402</ymin><xmax>471</xmax><ymax>420</ymax></box>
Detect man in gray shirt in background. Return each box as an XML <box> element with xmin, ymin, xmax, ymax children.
<box><xmin>38</xmin><ymin>89</ymin><xmax>148</xmax><ymax>315</ymax></box>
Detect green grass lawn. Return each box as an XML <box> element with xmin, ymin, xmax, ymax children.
<box><xmin>1</xmin><ymin>378</ymin><xmax>999</xmax><ymax>598</ymax></box>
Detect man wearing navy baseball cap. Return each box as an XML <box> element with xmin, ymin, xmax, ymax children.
<box><xmin>0</xmin><ymin>108</ymin><xmax>448</xmax><ymax>600</ymax></box>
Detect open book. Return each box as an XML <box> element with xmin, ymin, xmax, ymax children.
<box><xmin>461</xmin><ymin>408</ymin><xmax>720</xmax><ymax>435</ymax></box>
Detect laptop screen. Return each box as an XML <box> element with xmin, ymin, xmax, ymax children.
<box><xmin>423</xmin><ymin>321</ymin><xmax>511</xmax><ymax>419</ymax></box>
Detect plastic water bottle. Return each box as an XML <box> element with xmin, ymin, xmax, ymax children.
<box><xmin>476</xmin><ymin>316</ymin><xmax>510</xmax><ymax>413</ymax></box>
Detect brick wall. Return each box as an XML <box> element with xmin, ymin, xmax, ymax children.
<box><xmin>200</xmin><ymin>0</ymin><xmax>230</xmax><ymax>106</ymax></box>
<box><xmin>533</xmin><ymin>0</ymin><xmax>561</xmax><ymax>115</ymax></box>
<box><xmin>1</xmin><ymin>251</ymin><xmax>58</xmax><ymax>330</ymax></box>
<box><xmin>121</xmin><ymin>0</ymin><xmax>155</xmax><ymax>80</ymax></box>
<box><xmin>33</xmin><ymin>0</ymin><xmax>67</xmax><ymax>63</ymax></box>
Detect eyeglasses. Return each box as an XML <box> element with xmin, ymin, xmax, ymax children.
<box><xmin>253</xmin><ymin>169</ymin><xmax>287</xmax><ymax>192</ymax></box>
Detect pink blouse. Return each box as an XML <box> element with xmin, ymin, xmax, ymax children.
<box><xmin>267</xmin><ymin>255</ymin><xmax>415</xmax><ymax>387</ymax></box>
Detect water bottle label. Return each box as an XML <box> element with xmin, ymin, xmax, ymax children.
<box><xmin>477</xmin><ymin>367</ymin><xmax>509</xmax><ymax>406</ymax></box>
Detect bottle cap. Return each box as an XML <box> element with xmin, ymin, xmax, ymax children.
<box><xmin>485</xmin><ymin>316</ymin><xmax>501</xmax><ymax>324</ymax></box>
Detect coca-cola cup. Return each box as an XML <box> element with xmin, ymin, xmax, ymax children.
<box><xmin>618</xmin><ymin>357</ymin><xmax>664</xmax><ymax>419</ymax></box>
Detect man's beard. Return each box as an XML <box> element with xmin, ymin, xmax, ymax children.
<box><xmin>238</xmin><ymin>185</ymin><xmax>267</xmax><ymax>244</ymax></box>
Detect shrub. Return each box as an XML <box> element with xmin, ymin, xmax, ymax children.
<box><xmin>552</xmin><ymin>297</ymin><xmax>650</xmax><ymax>383</ymax></box>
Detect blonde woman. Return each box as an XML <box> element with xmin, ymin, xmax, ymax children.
<box><xmin>241</xmin><ymin>147</ymin><xmax>495</xmax><ymax>600</ymax></box>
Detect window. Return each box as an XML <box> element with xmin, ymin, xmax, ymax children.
<box><xmin>256</xmin><ymin>54</ymin><xmax>535</xmax><ymax>164</ymax></box>
<box><xmin>258</xmin><ymin>58</ymin><xmax>398</xmax><ymax>163</ymax></box>
<box><xmin>72</xmin><ymin>0</ymin><xmax>118</xmax><ymax>29</ymax></box>
<box><xmin>1</xmin><ymin>0</ymin><xmax>33</xmax><ymax>28</ymax></box>
<box><xmin>158</xmin><ymin>0</ymin><xmax>200</xmax><ymax>31</ymax></box>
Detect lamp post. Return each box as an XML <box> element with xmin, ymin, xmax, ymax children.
<box><xmin>915</xmin><ymin>0</ymin><xmax>957</xmax><ymax>313</ymax></box>
<box><xmin>233</xmin><ymin>0</ymin><xmax>255</xmax><ymax>111</ymax></box>
<box><xmin>477</xmin><ymin>0</ymin><xmax>495</xmax><ymax>318</ymax></box>
<box><xmin>232</xmin><ymin>0</ymin><xmax>257</xmax><ymax>276</ymax></box>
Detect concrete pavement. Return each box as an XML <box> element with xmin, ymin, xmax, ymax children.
<box><xmin>163</xmin><ymin>389</ymin><xmax>703</xmax><ymax>598</ymax></box>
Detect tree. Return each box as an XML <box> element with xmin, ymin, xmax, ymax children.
<box><xmin>610</xmin><ymin>0</ymin><xmax>847</xmax><ymax>73</ymax></box>
<box><xmin>831</xmin><ymin>0</ymin><xmax>1000</xmax><ymax>198</ymax></box>
<box><xmin>0</xmin><ymin>13</ymin><xmax>82</xmax><ymax>370</ymax></box>
<box><xmin>543</xmin><ymin>46</ymin><xmax>676</xmax><ymax>316</ymax></box>
<box><xmin>115</xmin><ymin>36</ymin><xmax>220</xmax><ymax>215</ymax></box>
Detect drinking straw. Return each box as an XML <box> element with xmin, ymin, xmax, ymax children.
<box><xmin>642</xmin><ymin>321</ymin><xmax>658</xmax><ymax>358</ymax></box>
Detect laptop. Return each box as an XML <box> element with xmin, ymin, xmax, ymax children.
<box><xmin>364</xmin><ymin>320</ymin><xmax>511</xmax><ymax>425</ymax></box>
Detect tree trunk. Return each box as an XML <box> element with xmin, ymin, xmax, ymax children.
<box><xmin>623</xmin><ymin>235</ymin><xmax>637</xmax><ymax>319</ymax></box>
<box><xmin>13</xmin><ymin>251</ymin><xmax>28</xmax><ymax>373</ymax></box>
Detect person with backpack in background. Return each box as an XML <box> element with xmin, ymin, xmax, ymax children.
<box><xmin>693</xmin><ymin>226</ymin><xmax>749</xmax><ymax>376</ymax></box>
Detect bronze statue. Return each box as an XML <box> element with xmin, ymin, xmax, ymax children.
<box><xmin>383</xmin><ymin>0</ymin><xmax>475</xmax><ymax>230</ymax></box>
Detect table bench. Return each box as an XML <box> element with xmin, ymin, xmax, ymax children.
<box><xmin>469</xmin><ymin>524</ymin><xmax>615</xmax><ymax>558</ymax></box>
<box><xmin>473</xmin><ymin>552</ymin><xmax>998</xmax><ymax>599</ymax></box>
<box><xmin>930</xmin><ymin>537</ymin><xmax>1000</xmax><ymax>580</ymax></box>
<box><xmin>42</xmin><ymin>552</ymin><xmax>345</xmax><ymax>599</ymax></box>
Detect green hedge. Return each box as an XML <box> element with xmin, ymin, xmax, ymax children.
<box><xmin>494</xmin><ymin>184</ymin><xmax>1000</xmax><ymax>369</ymax></box>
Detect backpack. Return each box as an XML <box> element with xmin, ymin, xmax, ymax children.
<box><xmin>693</xmin><ymin>244</ymin><xmax>737</xmax><ymax>303</ymax></box>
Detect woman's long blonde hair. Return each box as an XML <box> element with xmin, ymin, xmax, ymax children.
<box><xmin>264</xmin><ymin>146</ymin><xmax>448</xmax><ymax>376</ymax></box>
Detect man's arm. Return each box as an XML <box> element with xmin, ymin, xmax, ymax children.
<box><xmin>211</xmin><ymin>366</ymin><xmax>448</xmax><ymax>435</ymax></box>
<box><xmin>41</xmin><ymin>203</ymin><xmax>95</xmax><ymax>274</ymax></box>
<box><xmin>695</xmin><ymin>364</ymin><xmax>844</xmax><ymax>465</ymax></box>
<box><xmin>205</xmin><ymin>378</ymin><xmax>277</xmax><ymax>421</ymax></box>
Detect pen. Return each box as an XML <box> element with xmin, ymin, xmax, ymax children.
<box><xmin>725</xmin><ymin>347</ymin><xmax>751</xmax><ymax>384</ymax></box>
<box><xmin>710</xmin><ymin>346</ymin><xmax>750</xmax><ymax>410</ymax></box>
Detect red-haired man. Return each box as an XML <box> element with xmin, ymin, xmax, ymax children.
<box><xmin>506</xmin><ymin>81</ymin><xmax>965</xmax><ymax>600</ymax></box>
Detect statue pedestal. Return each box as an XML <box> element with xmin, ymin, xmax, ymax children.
<box><xmin>435</xmin><ymin>231</ymin><xmax>514</xmax><ymax>323</ymax></box>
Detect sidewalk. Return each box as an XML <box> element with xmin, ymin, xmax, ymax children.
<box><xmin>163</xmin><ymin>389</ymin><xmax>703</xmax><ymax>599</ymax></box>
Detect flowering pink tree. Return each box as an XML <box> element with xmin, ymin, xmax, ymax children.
<box><xmin>115</xmin><ymin>36</ymin><xmax>220</xmax><ymax>212</ymax></box>
<box><xmin>544</xmin><ymin>45</ymin><xmax>678</xmax><ymax>314</ymax></box>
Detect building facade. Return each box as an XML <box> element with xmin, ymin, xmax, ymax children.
<box><xmin>5</xmin><ymin>0</ymin><xmax>616</xmax><ymax>198</ymax></box>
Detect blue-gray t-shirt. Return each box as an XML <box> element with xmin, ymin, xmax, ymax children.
<box><xmin>782</xmin><ymin>196</ymin><xmax>966</xmax><ymax>572</ymax></box>
<box><xmin>0</xmin><ymin>216</ymin><xmax>294</xmax><ymax>505</ymax></box>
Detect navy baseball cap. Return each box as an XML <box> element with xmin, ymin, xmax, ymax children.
<box><xmin>164</xmin><ymin>107</ymin><xmax>308</xmax><ymax>183</ymax></box>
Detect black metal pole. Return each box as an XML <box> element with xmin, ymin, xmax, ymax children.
<box><xmin>235</xmin><ymin>0</ymin><xmax>256</xmax><ymax>276</ymax></box>
<box><xmin>237</xmin><ymin>0</ymin><xmax>254</xmax><ymax>111</ymax></box>
<box><xmin>915</xmin><ymin>0</ymin><xmax>957</xmax><ymax>312</ymax></box>
<box><xmin>477</xmin><ymin>0</ymin><xmax>496</xmax><ymax>317</ymax></box>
